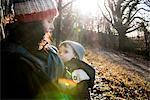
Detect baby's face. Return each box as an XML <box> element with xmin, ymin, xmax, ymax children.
<box><xmin>59</xmin><ymin>44</ymin><xmax>75</xmax><ymax>62</ymax></box>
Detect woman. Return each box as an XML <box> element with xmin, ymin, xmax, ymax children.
<box><xmin>1</xmin><ymin>0</ymin><xmax>64</xmax><ymax>99</ymax></box>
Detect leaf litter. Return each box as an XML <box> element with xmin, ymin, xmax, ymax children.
<box><xmin>84</xmin><ymin>49</ymin><xmax>150</xmax><ymax>100</ymax></box>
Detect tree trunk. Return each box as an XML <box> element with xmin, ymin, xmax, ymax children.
<box><xmin>56</xmin><ymin>0</ymin><xmax>62</xmax><ymax>47</ymax></box>
<box><xmin>118</xmin><ymin>31</ymin><xmax>126</xmax><ymax>51</ymax></box>
<box><xmin>141</xmin><ymin>22</ymin><xmax>150</xmax><ymax>61</ymax></box>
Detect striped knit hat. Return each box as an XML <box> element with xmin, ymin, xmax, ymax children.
<box><xmin>13</xmin><ymin>0</ymin><xmax>59</xmax><ymax>22</ymax></box>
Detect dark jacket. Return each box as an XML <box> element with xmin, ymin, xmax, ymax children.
<box><xmin>63</xmin><ymin>58</ymin><xmax>95</xmax><ymax>100</ymax></box>
<box><xmin>1</xmin><ymin>41</ymin><xmax>64</xmax><ymax>99</ymax></box>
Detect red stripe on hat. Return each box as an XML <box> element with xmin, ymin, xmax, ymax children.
<box><xmin>15</xmin><ymin>8</ymin><xmax>58</xmax><ymax>22</ymax></box>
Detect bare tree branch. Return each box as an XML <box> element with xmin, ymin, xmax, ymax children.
<box><xmin>116</xmin><ymin>0</ymin><xmax>124</xmax><ymax>12</ymax></box>
<box><xmin>116</xmin><ymin>0</ymin><xmax>124</xmax><ymax>19</ymax></box>
<box><xmin>144</xmin><ymin>0</ymin><xmax>150</xmax><ymax>7</ymax></box>
<box><xmin>104</xmin><ymin>1</ymin><xmax>113</xmax><ymax>22</ymax></box>
<box><xmin>125</xmin><ymin>7</ymin><xmax>150</xmax><ymax>25</ymax></box>
<box><xmin>129</xmin><ymin>16</ymin><xmax>149</xmax><ymax>25</ymax></box>
<box><xmin>122</xmin><ymin>16</ymin><xmax>127</xmax><ymax>22</ymax></box>
<box><xmin>121</xmin><ymin>0</ymin><xmax>132</xmax><ymax>16</ymax></box>
<box><xmin>97</xmin><ymin>2</ymin><xmax>112</xmax><ymax>24</ymax></box>
<box><xmin>107</xmin><ymin>0</ymin><xmax>115</xmax><ymax>14</ymax></box>
<box><xmin>131</xmin><ymin>8</ymin><xmax>150</xmax><ymax>19</ymax></box>
<box><xmin>112</xmin><ymin>0</ymin><xmax>117</xmax><ymax>7</ymax></box>
<box><xmin>127</xmin><ymin>24</ymin><xmax>135</xmax><ymax>30</ymax></box>
<box><xmin>62</xmin><ymin>0</ymin><xmax>75</xmax><ymax>10</ymax></box>
<box><xmin>127</xmin><ymin>0</ymin><xmax>139</xmax><ymax>23</ymax></box>
<box><xmin>0</xmin><ymin>4</ymin><xmax>6</xmax><ymax>39</ymax></box>
<box><xmin>126</xmin><ymin>26</ymin><xmax>141</xmax><ymax>33</ymax></box>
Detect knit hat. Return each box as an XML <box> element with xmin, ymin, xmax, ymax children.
<box><xmin>59</xmin><ymin>40</ymin><xmax>85</xmax><ymax>60</ymax></box>
<box><xmin>13</xmin><ymin>0</ymin><xmax>59</xmax><ymax>22</ymax></box>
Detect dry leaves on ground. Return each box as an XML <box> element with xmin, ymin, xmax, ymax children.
<box><xmin>84</xmin><ymin>49</ymin><xmax>150</xmax><ymax>100</ymax></box>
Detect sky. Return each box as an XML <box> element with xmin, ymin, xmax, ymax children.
<box><xmin>72</xmin><ymin>0</ymin><xmax>150</xmax><ymax>37</ymax></box>
<box><xmin>72</xmin><ymin>0</ymin><xmax>103</xmax><ymax>17</ymax></box>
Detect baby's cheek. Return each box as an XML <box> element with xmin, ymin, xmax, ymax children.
<box><xmin>61</xmin><ymin>55</ymin><xmax>73</xmax><ymax>62</ymax></box>
<box><xmin>65</xmin><ymin>55</ymin><xmax>73</xmax><ymax>61</ymax></box>
<box><xmin>60</xmin><ymin>55</ymin><xmax>67</xmax><ymax>62</ymax></box>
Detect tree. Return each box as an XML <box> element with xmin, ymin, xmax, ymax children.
<box><xmin>98</xmin><ymin>0</ymin><xmax>150</xmax><ymax>51</ymax></box>
<box><xmin>1</xmin><ymin>3</ymin><xmax>5</xmax><ymax>40</ymax></box>
<box><xmin>0</xmin><ymin>0</ymin><xmax>14</xmax><ymax>40</ymax></box>
<box><xmin>55</xmin><ymin>0</ymin><xmax>75</xmax><ymax>47</ymax></box>
<box><xmin>140</xmin><ymin>22</ymin><xmax>150</xmax><ymax>60</ymax></box>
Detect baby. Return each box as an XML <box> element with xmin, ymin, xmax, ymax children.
<box><xmin>58</xmin><ymin>40</ymin><xmax>95</xmax><ymax>100</ymax></box>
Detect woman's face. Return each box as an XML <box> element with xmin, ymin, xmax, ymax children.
<box><xmin>42</xmin><ymin>17</ymin><xmax>55</xmax><ymax>33</ymax></box>
<box><xmin>59</xmin><ymin>44</ymin><xmax>75</xmax><ymax>62</ymax></box>
<box><xmin>38</xmin><ymin>17</ymin><xmax>55</xmax><ymax>50</ymax></box>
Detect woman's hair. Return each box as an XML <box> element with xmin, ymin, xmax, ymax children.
<box><xmin>5</xmin><ymin>21</ymin><xmax>46</xmax><ymax>50</ymax></box>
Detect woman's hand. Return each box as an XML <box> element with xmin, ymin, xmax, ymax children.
<box><xmin>38</xmin><ymin>32</ymin><xmax>52</xmax><ymax>53</ymax></box>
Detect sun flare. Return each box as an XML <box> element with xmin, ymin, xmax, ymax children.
<box><xmin>73</xmin><ymin>0</ymin><xmax>105</xmax><ymax>16</ymax></box>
